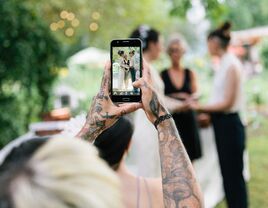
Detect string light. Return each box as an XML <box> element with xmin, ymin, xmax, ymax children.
<box><xmin>60</xmin><ymin>10</ymin><xmax>68</xmax><ymax>19</ymax></box>
<box><xmin>71</xmin><ymin>19</ymin><xmax>80</xmax><ymax>27</ymax></box>
<box><xmin>53</xmin><ymin>10</ymin><xmax>80</xmax><ymax>35</ymax></box>
<box><xmin>89</xmin><ymin>22</ymin><xmax>99</xmax><ymax>31</ymax></box>
<box><xmin>92</xmin><ymin>11</ymin><xmax>100</xmax><ymax>20</ymax></box>
<box><xmin>50</xmin><ymin>23</ymin><xmax>58</xmax><ymax>31</ymax></box>
<box><xmin>57</xmin><ymin>20</ymin><xmax>65</xmax><ymax>29</ymax></box>
<box><xmin>67</xmin><ymin>12</ymin><xmax>75</xmax><ymax>21</ymax></box>
<box><xmin>65</xmin><ymin>28</ymin><xmax>74</xmax><ymax>37</ymax></box>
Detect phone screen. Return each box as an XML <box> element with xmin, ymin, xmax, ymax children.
<box><xmin>111</xmin><ymin>39</ymin><xmax>142</xmax><ymax>102</ymax></box>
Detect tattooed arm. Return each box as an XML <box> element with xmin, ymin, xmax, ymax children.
<box><xmin>133</xmin><ymin>63</ymin><xmax>203</xmax><ymax>208</ymax></box>
<box><xmin>76</xmin><ymin>62</ymin><xmax>141</xmax><ymax>142</ymax></box>
<box><xmin>157</xmin><ymin>118</ymin><xmax>203</xmax><ymax>208</ymax></box>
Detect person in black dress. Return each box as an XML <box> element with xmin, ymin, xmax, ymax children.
<box><xmin>161</xmin><ymin>35</ymin><xmax>202</xmax><ymax>161</ymax></box>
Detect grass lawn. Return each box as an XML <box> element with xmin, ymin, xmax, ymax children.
<box><xmin>216</xmin><ymin>117</ymin><xmax>268</xmax><ymax>208</ymax></box>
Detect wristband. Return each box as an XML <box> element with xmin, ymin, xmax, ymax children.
<box><xmin>154</xmin><ymin>114</ymin><xmax>172</xmax><ymax>129</ymax></box>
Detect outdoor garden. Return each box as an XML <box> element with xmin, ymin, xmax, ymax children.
<box><xmin>0</xmin><ymin>0</ymin><xmax>268</xmax><ymax>207</ymax></box>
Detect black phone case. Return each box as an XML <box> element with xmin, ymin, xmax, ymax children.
<box><xmin>110</xmin><ymin>39</ymin><xmax>142</xmax><ymax>103</ymax></box>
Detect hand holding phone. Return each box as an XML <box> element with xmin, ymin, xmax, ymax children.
<box><xmin>76</xmin><ymin>62</ymin><xmax>142</xmax><ymax>141</ymax></box>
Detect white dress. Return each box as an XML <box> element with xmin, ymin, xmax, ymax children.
<box><xmin>118</xmin><ymin>57</ymin><xmax>125</xmax><ymax>90</ymax></box>
<box><xmin>126</xmin><ymin>65</ymin><xmax>164</xmax><ymax>177</ymax></box>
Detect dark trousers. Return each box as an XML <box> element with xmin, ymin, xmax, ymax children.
<box><xmin>211</xmin><ymin>113</ymin><xmax>248</xmax><ymax>208</ymax></box>
<box><xmin>130</xmin><ymin>67</ymin><xmax>138</xmax><ymax>92</ymax></box>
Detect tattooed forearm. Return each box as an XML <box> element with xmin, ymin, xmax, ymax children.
<box><xmin>101</xmin><ymin>112</ymin><xmax>116</xmax><ymax>119</ymax></box>
<box><xmin>76</xmin><ymin>113</ymin><xmax>106</xmax><ymax>142</ymax></box>
<box><xmin>150</xmin><ymin>92</ymin><xmax>161</xmax><ymax>118</ymax></box>
<box><xmin>76</xmin><ymin>91</ymin><xmax>116</xmax><ymax>142</ymax></box>
<box><xmin>76</xmin><ymin>63</ymin><xmax>140</xmax><ymax>143</ymax></box>
<box><xmin>158</xmin><ymin>119</ymin><xmax>203</xmax><ymax>208</ymax></box>
<box><xmin>144</xmin><ymin>86</ymin><xmax>203</xmax><ymax>207</ymax></box>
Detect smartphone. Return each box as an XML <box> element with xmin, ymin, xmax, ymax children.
<box><xmin>110</xmin><ymin>39</ymin><xmax>142</xmax><ymax>103</ymax></box>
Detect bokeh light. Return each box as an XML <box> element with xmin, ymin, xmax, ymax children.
<box><xmin>71</xmin><ymin>19</ymin><xmax>80</xmax><ymax>27</ymax></box>
<box><xmin>65</xmin><ymin>27</ymin><xmax>74</xmax><ymax>37</ymax></box>
<box><xmin>67</xmin><ymin>12</ymin><xmax>75</xmax><ymax>21</ymax></box>
<box><xmin>57</xmin><ymin>20</ymin><xmax>65</xmax><ymax>29</ymax></box>
<box><xmin>60</xmin><ymin>10</ymin><xmax>68</xmax><ymax>19</ymax></box>
<box><xmin>89</xmin><ymin>22</ymin><xmax>99</xmax><ymax>31</ymax></box>
<box><xmin>50</xmin><ymin>22</ymin><xmax>58</xmax><ymax>31</ymax></box>
<box><xmin>92</xmin><ymin>11</ymin><xmax>100</xmax><ymax>20</ymax></box>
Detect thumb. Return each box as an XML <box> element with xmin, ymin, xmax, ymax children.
<box><xmin>132</xmin><ymin>78</ymin><xmax>144</xmax><ymax>88</ymax></box>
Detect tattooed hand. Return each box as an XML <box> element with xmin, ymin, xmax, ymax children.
<box><xmin>76</xmin><ymin>62</ymin><xmax>142</xmax><ymax>142</ymax></box>
<box><xmin>133</xmin><ymin>61</ymin><xmax>167</xmax><ymax>124</ymax></box>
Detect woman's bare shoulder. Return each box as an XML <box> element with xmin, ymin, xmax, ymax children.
<box><xmin>145</xmin><ymin>178</ymin><xmax>164</xmax><ymax>208</ymax></box>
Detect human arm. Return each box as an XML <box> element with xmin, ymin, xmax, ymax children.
<box><xmin>157</xmin><ymin>71</ymin><xmax>191</xmax><ymax>113</ymax></box>
<box><xmin>76</xmin><ymin>62</ymin><xmax>141</xmax><ymax>142</ymax></box>
<box><xmin>133</xmin><ymin>63</ymin><xmax>203</xmax><ymax>208</ymax></box>
<box><xmin>161</xmin><ymin>95</ymin><xmax>190</xmax><ymax>113</ymax></box>
<box><xmin>192</xmin><ymin>66</ymin><xmax>239</xmax><ymax>113</ymax></box>
<box><xmin>190</xmin><ymin>70</ymin><xmax>198</xmax><ymax>94</ymax></box>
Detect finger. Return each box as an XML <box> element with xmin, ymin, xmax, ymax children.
<box><xmin>132</xmin><ymin>79</ymin><xmax>141</xmax><ymax>88</ymax></box>
<box><xmin>132</xmin><ymin>78</ymin><xmax>145</xmax><ymax>88</ymax></box>
<box><xmin>133</xmin><ymin>78</ymin><xmax>150</xmax><ymax>95</ymax></box>
<box><xmin>100</xmin><ymin>61</ymin><xmax>111</xmax><ymax>93</ymax></box>
<box><xmin>117</xmin><ymin>102</ymin><xmax>142</xmax><ymax>116</ymax></box>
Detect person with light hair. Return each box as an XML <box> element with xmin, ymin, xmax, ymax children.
<box><xmin>0</xmin><ymin>60</ymin><xmax>203</xmax><ymax>208</ymax></box>
<box><xmin>0</xmin><ymin>137</ymin><xmax>123</xmax><ymax>208</ymax></box>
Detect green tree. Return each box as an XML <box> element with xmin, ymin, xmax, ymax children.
<box><xmin>169</xmin><ymin>0</ymin><xmax>226</xmax><ymax>23</ymax></box>
<box><xmin>169</xmin><ymin>0</ymin><xmax>268</xmax><ymax>30</ymax></box>
<box><xmin>223</xmin><ymin>0</ymin><xmax>268</xmax><ymax>30</ymax></box>
<box><xmin>0</xmin><ymin>0</ymin><xmax>62</xmax><ymax>147</ymax></box>
<box><xmin>261</xmin><ymin>41</ymin><xmax>268</xmax><ymax>71</ymax></box>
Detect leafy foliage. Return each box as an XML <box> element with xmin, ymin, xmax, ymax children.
<box><xmin>223</xmin><ymin>0</ymin><xmax>268</xmax><ymax>30</ymax></box>
<box><xmin>0</xmin><ymin>0</ymin><xmax>62</xmax><ymax>147</ymax></box>
<box><xmin>170</xmin><ymin>0</ymin><xmax>268</xmax><ymax>30</ymax></box>
<box><xmin>261</xmin><ymin>41</ymin><xmax>268</xmax><ymax>72</ymax></box>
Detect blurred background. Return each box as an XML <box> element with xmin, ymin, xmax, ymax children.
<box><xmin>0</xmin><ymin>0</ymin><xmax>267</xmax><ymax>207</ymax></box>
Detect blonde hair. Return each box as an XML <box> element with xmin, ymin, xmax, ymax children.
<box><xmin>10</xmin><ymin>137</ymin><xmax>123</xmax><ymax>208</ymax></box>
<box><xmin>167</xmin><ymin>33</ymin><xmax>188</xmax><ymax>54</ymax></box>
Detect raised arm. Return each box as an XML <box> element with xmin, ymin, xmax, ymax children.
<box><xmin>77</xmin><ymin>60</ymin><xmax>203</xmax><ymax>207</ymax></box>
<box><xmin>133</xmin><ymin>63</ymin><xmax>203</xmax><ymax>207</ymax></box>
<box><xmin>76</xmin><ymin>62</ymin><xmax>141</xmax><ymax>142</ymax></box>
<box><xmin>157</xmin><ymin>117</ymin><xmax>203</xmax><ymax>207</ymax></box>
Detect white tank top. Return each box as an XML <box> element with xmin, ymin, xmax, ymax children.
<box><xmin>209</xmin><ymin>53</ymin><xmax>244</xmax><ymax>113</ymax></box>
